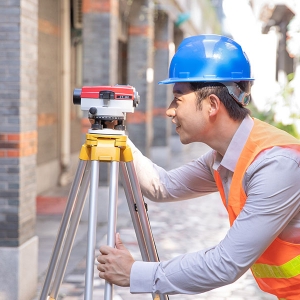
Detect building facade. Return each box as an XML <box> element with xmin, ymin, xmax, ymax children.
<box><xmin>0</xmin><ymin>0</ymin><xmax>221</xmax><ymax>298</ymax></box>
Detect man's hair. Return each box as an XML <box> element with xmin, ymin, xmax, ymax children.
<box><xmin>189</xmin><ymin>81</ymin><xmax>251</xmax><ymax>121</ymax></box>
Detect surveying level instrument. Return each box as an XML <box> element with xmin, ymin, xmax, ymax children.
<box><xmin>39</xmin><ymin>85</ymin><xmax>169</xmax><ymax>300</ymax></box>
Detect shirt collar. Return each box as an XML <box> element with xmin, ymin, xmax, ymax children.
<box><xmin>213</xmin><ymin>115</ymin><xmax>254</xmax><ymax>172</ymax></box>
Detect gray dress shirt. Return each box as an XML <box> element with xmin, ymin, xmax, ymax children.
<box><xmin>128</xmin><ymin>116</ymin><xmax>300</xmax><ymax>295</ymax></box>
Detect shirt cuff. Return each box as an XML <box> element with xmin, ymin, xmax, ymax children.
<box><xmin>130</xmin><ymin>261</ymin><xmax>159</xmax><ymax>293</ymax></box>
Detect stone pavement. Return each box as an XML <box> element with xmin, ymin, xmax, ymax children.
<box><xmin>33</xmin><ymin>138</ymin><xmax>277</xmax><ymax>300</ymax></box>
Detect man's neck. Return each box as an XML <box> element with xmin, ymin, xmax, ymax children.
<box><xmin>206</xmin><ymin>117</ymin><xmax>243</xmax><ymax>157</ymax></box>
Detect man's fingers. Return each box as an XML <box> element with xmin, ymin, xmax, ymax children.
<box><xmin>97</xmin><ymin>263</ymin><xmax>104</xmax><ymax>272</ymax></box>
<box><xmin>97</xmin><ymin>254</ymin><xmax>105</xmax><ymax>264</ymax></box>
<box><xmin>98</xmin><ymin>271</ymin><xmax>105</xmax><ymax>280</ymax></box>
<box><xmin>99</xmin><ymin>245</ymin><xmax>113</xmax><ymax>255</ymax></box>
<box><xmin>97</xmin><ymin>255</ymin><xmax>105</xmax><ymax>271</ymax></box>
<box><xmin>97</xmin><ymin>257</ymin><xmax>108</xmax><ymax>278</ymax></box>
<box><xmin>115</xmin><ymin>233</ymin><xmax>126</xmax><ymax>250</ymax></box>
<box><xmin>97</xmin><ymin>262</ymin><xmax>112</xmax><ymax>283</ymax></box>
<box><xmin>99</xmin><ymin>234</ymin><xmax>126</xmax><ymax>254</ymax></box>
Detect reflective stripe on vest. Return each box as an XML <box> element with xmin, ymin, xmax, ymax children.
<box><xmin>252</xmin><ymin>255</ymin><xmax>300</xmax><ymax>279</ymax></box>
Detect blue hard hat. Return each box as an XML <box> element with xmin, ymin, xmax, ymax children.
<box><xmin>159</xmin><ymin>34</ymin><xmax>254</xmax><ymax>84</ymax></box>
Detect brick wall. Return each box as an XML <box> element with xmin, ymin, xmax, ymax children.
<box><xmin>0</xmin><ymin>0</ymin><xmax>38</xmax><ymax>246</ymax></box>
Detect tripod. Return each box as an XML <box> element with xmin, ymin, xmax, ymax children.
<box><xmin>39</xmin><ymin>131</ymin><xmax>169</xmax><ymax>300</ymax></box>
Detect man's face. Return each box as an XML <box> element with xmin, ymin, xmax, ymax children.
<box><xmin>166</xmin><ymin>82</ymin><xmax>210</xmax><ymax>144</ymax></box>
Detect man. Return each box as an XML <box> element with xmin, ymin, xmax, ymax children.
<box><xmin>97</xmin><ymin>34</ymin><xmax>300</xmax><ymax>299</ymax></box>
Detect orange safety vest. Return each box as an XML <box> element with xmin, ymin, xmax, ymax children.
<box><xmin>214</xmin><ymin>118</ymin><xmax>300</xmax><ymax>300</ymax></box>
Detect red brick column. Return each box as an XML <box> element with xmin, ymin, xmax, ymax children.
<box><xmin>126</xmin><ymin>0</ymin><xmax>155</xmax><ymax>156</ymax></box>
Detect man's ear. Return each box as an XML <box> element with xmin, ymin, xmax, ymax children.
<box><xmin>208</xmin><ymin>94</ymin><xmax>220</xmax><ymax>116</ymax></box>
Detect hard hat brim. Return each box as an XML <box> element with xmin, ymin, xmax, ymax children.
<box><xmin>159</xmin><ymin>78</ymin><xmax>255</xmax><ymax>85</ymax></box>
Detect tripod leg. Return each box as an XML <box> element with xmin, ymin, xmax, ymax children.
<box><xmin>125</xmin><ymin>161</ymin><xmax>169</xmax><ymax>300</ymax></box>
<box><xmin>125</xmin><ymin>161</ymin><xmax>159</xmax><ymax>262</ymax></box>
<box><xmin>84</xmin><ymin>160</ymin><xmax>100</xmax><ymax>300</ymax></box>
<box><xmin>49</xmin><ymin>162</ymin><xmax>91</xmax><ymax>299</ymax></box>
<box><xmin>104</xmin><ymin>161</ymin><xmax>119</xmax><ymax>300</ymax></box>
<box><xmin>120</xmin><ymin>162</ymin><xmax>150</xmax><ymax>262</ymax></box>
<box><xmin>39</xmin><ymin>160</ymin><xmax>88</xmax><ymax>300</ymax></box>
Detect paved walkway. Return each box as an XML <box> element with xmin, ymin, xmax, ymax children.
<box><xmin>33</xmin><ymin>139</ymin><xmax>276</xmax><ymax>300</ymax></box>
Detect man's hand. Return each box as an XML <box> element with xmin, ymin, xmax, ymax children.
<box><xmin>97</xmin><ymin>233</ymin><xmax>135</xmax><ymax>287</ymax></box>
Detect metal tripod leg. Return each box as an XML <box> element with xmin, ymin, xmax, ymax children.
<box><xmin>39</xmin><ymin>159</ymin><xmax>90</xmax><ymax>300</ymax></box>
<box><xmin>84</xmin><ymin>160</ymin><xmax>120</xmax><ymax>300</ymax></box>
<box><xmin>121</xmin><ymin>161</ymin><xmax>169</xmax><ymax>300</ymax></box>
<box><xmin>50</xmin><ymin>162</ymin><xmax>90</xmax><ymax>299</ymax></box>
<box><xmin>105</xmin><ymin>161</ymin><xmax>119</xmax><ymax>300</ymax></box>
<box><xmin>120</xmin><ymin>162</ymin><xmax>150</xmax><ymax>262</ymax></box>
<box><xmin>84</xmin><ymin>160</ymin><xmax>100</xmax><ymax>300</ymax></box>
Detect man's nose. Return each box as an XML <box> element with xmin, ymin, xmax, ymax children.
<box><xmin>166</xmin><ymin>102</ymin><xmax>177</xmax><ymax>118</ymax></box>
